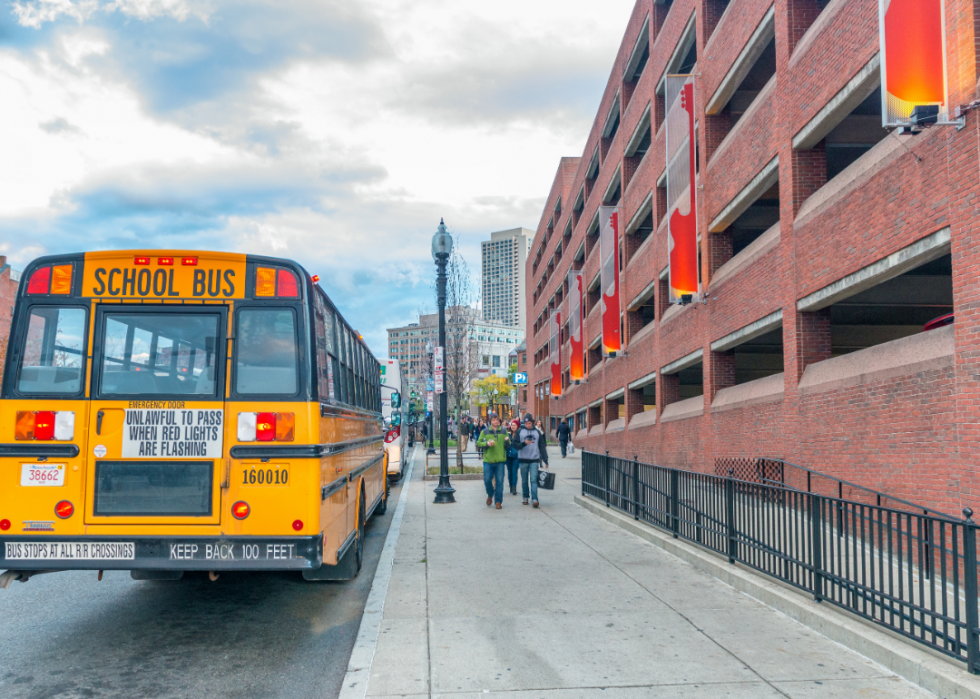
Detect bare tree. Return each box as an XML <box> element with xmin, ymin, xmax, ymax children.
<box><xmin>435</xmin><ymin>233</ymin><xmax>484</xmax><ymax>467</ymax></box>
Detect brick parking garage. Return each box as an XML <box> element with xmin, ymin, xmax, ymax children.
<box><xmin>526</xmin><ymin>0</ymin><xmax>980</xmax><ymax>515</ymax></box>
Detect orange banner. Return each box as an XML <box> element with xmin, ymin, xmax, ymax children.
<box><xmin>880</xmin><ymin>0</ymin><xmax>948</xmax><ymax>125</ymax></box>
<box><xmin>599</xmin><ymin>206</ymin><xmax>622</xmax><ymax>356</ymax></box>
<box><xmin>666</xmin><ymin>76</ymin><xmax>699</xmax><ymax>303</ymax></box>
<box><xmin>549</xmin><ymin>309</ymin><xmax>562</xmax><ymax>397</ymax></box>
<box><xmin>568</xmin><ymin>268</ymin><xmax>584</xmax><ymax>382</ymax></box>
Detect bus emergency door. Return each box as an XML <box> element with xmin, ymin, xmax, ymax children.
<box><xmin>84</xmin><ymin>304</ymin><xmax>229</xmax><ymax>526</ymax></box>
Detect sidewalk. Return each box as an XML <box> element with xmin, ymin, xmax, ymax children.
<box><xmin>362</xmin><ymin>448</ymin><xmax>936</xmax><ymax>698</ymax></box>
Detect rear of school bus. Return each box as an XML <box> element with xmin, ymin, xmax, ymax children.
<box><xmin>0</xmin><ymin>250</ymin><xmax>385</xmax><ymax>583</ymax></box>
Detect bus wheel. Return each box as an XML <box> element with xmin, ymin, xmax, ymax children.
<box><xmin>376</xmin><ymin>474</ymin><xmax>390</xmax><ymax>515</ymax></box>
<box><xmin>355</xmin><ymin>488</ymin><xmax>365</xmax><ymax>573</ymax></box>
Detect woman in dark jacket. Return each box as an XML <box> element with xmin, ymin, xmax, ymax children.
<box><xmin>517</xmin><ymin>414</ymin><xmax>549</xmax><ymax>507</ymax></box>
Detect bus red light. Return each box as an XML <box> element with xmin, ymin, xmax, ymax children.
<box><xmin>292</xmin><ymin>519</ymin><xmax>303</xmax><ymax>531</ymax></box>
<box><xmin>34</xmin><ymin>411</ymin><xmax>55</xmax><ymax>440</ymax></box>
<box><xmin>27</xmin><ymin>267</ymin><xmax>51</xmax><ymax>295</ymax></box>
<box><xmin>0</xmin><ymin>520</ymin><xmax>9</xmax><ymax>531</ymax></box>
<box><xmin>55</xmin><ymin>501</ymin><xmax>74</xmax><ymax>519</ymax></box>
<box><xmin>181</xmin><ymin>257</ymin><xmax>198</xmax><ymax>266</ymax></box>
<box><xmin>276</xmin><ymin>269</ymin><xmax>299</xmax><ymax>297</ymax></box>
<box><xmin>134</xmin><ymin>256</ymin><xmax>150</xmax><ymax>265</ymax></box>
<box><xmin>311</xmin><ymin>274</ymin><xmax>320</xmax><ymax>283</ymax></box>
<box><xmin>158</xmin><ymin>257</ymin><xmax>174</xmax><ymax>266</ymax></box>
<box><xmin>232</xmin><ymin>501</ymin><xmax>250</xmax><ymax>519</ymax></box>
<box><xmin>256</xmin><ymin>412</ymin><xmax>276</xmax><ymax>441</ymax></box>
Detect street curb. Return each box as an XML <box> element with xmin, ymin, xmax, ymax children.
<box><xmin>423</xmin><ymin>473</ymin><xmax>482</xmax><ymax>481</ymax></box>
<box><xmin>337</xmin><ymin>446</ymin><xmax>417</xmax><ymax>699</ymax></box>
<box><xmin>575</xmin><ymin>494</ymin><xmax>980</xmax><ymax>699</ymax></box>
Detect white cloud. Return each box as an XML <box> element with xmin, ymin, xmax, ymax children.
<box><xmin>11</xmin><ymin>0</ymin><xmax>99</xmax><ymax>28</ymax></box>
<box><xmin>0</xmin><ymin>0</ymin><xmax>636</xmax><ymax>353</ymax></box>
<box><xmin>11</xmin><ymin>0</ymin><xmax>208</xmax><ymax>27</ymax></box>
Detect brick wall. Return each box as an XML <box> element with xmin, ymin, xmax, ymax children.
<box><xmin>526</xmin><ymin>0</ymin><xmax>980</xmax><ymax>516</ymax></box>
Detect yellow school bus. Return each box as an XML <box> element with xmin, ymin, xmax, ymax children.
<box><xmin>0</xmin><ymin>250</ymin><xmax>389</xmax><ymax>583</ymax></box>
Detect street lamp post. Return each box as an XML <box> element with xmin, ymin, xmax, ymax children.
<box><xmin>432</xmin><ymin>219</ymin><xmax>455</xmax><ymax>504</ymax></box>
<box><xmin>426</xmin><ymin>343</ymin><xmax>435</xmax><ymax>456</ymax></box>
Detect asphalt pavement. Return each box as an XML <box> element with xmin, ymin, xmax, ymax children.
<box><xmin>0</xmin><ymin>459</ymin><xmax>408</xmax><ymax>699</ymax></box>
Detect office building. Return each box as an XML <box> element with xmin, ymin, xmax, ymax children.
<box><xmin>481</xmin><ymin>228</ymin><xmax>532</xmax><ymax>329</ymax></box>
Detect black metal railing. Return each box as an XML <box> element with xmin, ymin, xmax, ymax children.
<box><xmin>582</xmin><ymin>450</ymin><xmax>980</xmax><ymax>673</ymax></box>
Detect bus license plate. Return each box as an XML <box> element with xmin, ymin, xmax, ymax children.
<box><xmin>21</xmin><ymin>463</ymin><xmax>66</xmax><ymax>486</ymax></box>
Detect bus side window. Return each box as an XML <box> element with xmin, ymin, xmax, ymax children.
<box><xmin>315</xmin><ymin>311</ymin><xmax>331</xmax><ymax>401</ymax></box>
<box><xmin>336</xmin><ymin>324</ymin><xmax>348</xmax><ymax>405</ymax></box>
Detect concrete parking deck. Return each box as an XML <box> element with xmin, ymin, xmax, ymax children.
<box><xmin>353</xmin><ymin>447</ymin><xmax>938</xmax><ymax>698</ymax></box>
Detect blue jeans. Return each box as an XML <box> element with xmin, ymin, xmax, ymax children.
<box><xmin>519</xmin><ymin>460</ymin><xmax>539</xmax><ymax>501</ymax></box>
<box><xmin>506</xmin><ymin>456</ymin><xmax>519</xmax><ymax>491</ymax></box>
<box><xmin>483</xmin><ymin>462</ymin><xmax>505</xmax><ymax>503</ymax></box>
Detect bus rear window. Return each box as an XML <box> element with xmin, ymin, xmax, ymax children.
<box><xmin>236</xmin><ymin>309</ymin><xmax>298</xmax><ymax>395</ymax></box>
<box><xmin>17</xmin><ymin>306</ymin><xmax>86</xmax><ymax>394</ymax></box>
<box><xmin>99</xmin><ymin>313</ymin><xmax>220</xmax><ymax>397</ymax></box>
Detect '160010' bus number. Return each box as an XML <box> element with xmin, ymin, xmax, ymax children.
<box><xmin>242</xmin><ymin>468</ymin><xmax>288</xmax><ymax>485</ymax></box>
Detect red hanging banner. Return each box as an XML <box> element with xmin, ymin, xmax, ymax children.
<box><xmin>599</xmin><ymin>205</ymin><xmax>622</xmax><ymax>356</ymax></box>
<box><xmin>568</xmin><ymin>268</ymin><xmax>584</xmax><ymax>382</ymax></box>
<box><xmin>666</xmin><ymin>75</ymin><xmax>699</xmax><ymax>304</ymax></box>
<box><xmin>879</xmin><ymin>0</ymin><xmax>949</xmax><ymax>126</ymax></box>
<box><xmin>549</xmin><ymin>309</ymin><xmax>562</xmax><ymax>396</ymax></box>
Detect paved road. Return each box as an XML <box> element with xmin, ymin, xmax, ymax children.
<box><xmin>0</xmin><ymin>470</ymin><xmax>406</xmax><ymax>699</ymax></box>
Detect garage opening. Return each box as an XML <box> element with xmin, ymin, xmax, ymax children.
<box><xmin>824</xmin><ymin>87</ymin><xmax>888</xmax><ymax>181</ymax></box>
<box><xmin>828</xmin><ymin>253</ymin><xmax>953</xmax><ymax>356</ymax></box>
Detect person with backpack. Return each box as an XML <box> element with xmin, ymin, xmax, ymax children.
<box><xmin>556</xmin><ymin>419</ymin><xmax>571</xmax><ymax>458</ymax></box>
<box><xmin>476</xmin><ymin>413</ymin><xmax>509</xmax><ymax>509</ymax></box>
<box><xmin>517</xmin><ymin>413</ymin><xmax>549</xmax><ymax>508</ymax></box>
<box><xmin>505</xmin><ymin>418</ymin><xmax>521</xmax><ymax>495</ymax></box>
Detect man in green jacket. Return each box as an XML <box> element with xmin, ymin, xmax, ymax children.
<box><xmin>477</xmin><ymin>413</ymin><xmax>509</xmax><ymax>509</ymax></box>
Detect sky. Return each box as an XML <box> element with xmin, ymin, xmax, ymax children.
<box><xmin>0</xmin><ymin>0</ymin><xmax>636</xmax><ymax>356</ymax></box>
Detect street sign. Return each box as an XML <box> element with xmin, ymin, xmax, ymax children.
<box><xmin>434</xmin><ymin>346</ymin><xmax>444</xmax><ymax>394</ymax></box>
<box><xmin>513</xmin><ymin>372</ymin><xmax>528</xmax><ymax>385</ymax></box>
<box><xmin>426</xmin><ymin>391</ymin><xmax>434</xmax><ymax>411</ymax></box>
<box><xmin>426</xmin><ymin>378</ymin><xmax>434</xmax><ymax>391</ymax></box>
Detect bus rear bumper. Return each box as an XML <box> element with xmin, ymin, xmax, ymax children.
<box><xmin>0</xmin><ymin>535</ymin><xmax>323</xmax><ymax>572</ymax></box>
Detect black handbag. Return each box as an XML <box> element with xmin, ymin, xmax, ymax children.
<box><xmin>538</xmin><ymin>468</ymin><xmax>555</xmax><ymax>490</ymax></box>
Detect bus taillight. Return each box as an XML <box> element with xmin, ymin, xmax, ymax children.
<box><xmin>232</xmin><ymin>501</ymin><xmax>250</xmax><ymax>519</ymax></box>
<box><xmin>255</xmin><ymin>266</ymin><xmax>300</xmax><ymax>298</ymax></box>
<box><xmin>15</xmin><ymin>411</ymin><xmax>74</xmax><ymax>441</ymax></box>
<box><xmin>256</xmin><ymin>412</ymin><xmax>276</xmax><ymax>441</ymax></box>
<box><xmin>385</xmin><ymin>426</ymin><xmax>400</xmax><ymax>444</ymax></box>
<box><xmin>55</xmin><ymin>501</ymin><xmax>74</xmax><ymax>519</ymax></box>
<box><xmin>26</xmin><ymin>264</ymin><xmax>72</xmax><ymax>295</ymax></box>
<box><xmin>237</xmin><ymin>413</ymin><xmax>295</xmax><ymax>442</ymax></box>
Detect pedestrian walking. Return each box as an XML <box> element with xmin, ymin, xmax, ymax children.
<box><xmin>475</xmin><ymin>419</ymin><xmax>486</xmax><ymax>457</ymax></box>
<box><xmin>477</xmin><ymin>413</ymin><xmax>509</xmax><ymax>509</ymax></box>
<box><xmin>535</xmin><ymin>419</ymin><xmax>546</xmax><ymax>442</ymax></box>
<box><xmin>556</xmin><ymin>418</ymin><xmax>571</xmax><ymax>458</ymax></box>
<box><xmin>421</xmin><ymin>421</ymin><xmax>429</xmax><ymax>443</ymax></box>
<box><xmin>518</xmin><ymin>413</ymin><xmax>549</xmax><ymax>508</ymax></box>
<box><xmin>506</xmin><ymin>418</ymin><xmax>521</xmax><ymax>495</ymax></box>
<box><xmin>459</xmin><ymin>416</ymin><xmax>469</xmax><ymax>452</ymax></box>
